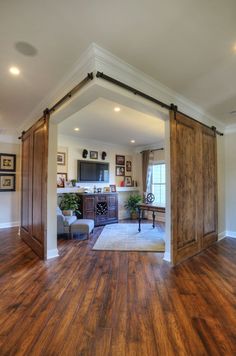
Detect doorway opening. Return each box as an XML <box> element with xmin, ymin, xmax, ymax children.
<box><xmin>53</xmin><ymin>93</ymin><xmax>170</xmax><ymax>258</ymax></box>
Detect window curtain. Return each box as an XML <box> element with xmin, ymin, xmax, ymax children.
<box><xmin>142</xmin><ymin>150</ymin><xmax>154</xmax><ymax>199</ymax></box>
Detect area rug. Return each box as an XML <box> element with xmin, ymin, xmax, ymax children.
<box><xmin>93</xmin><ymin>223</ymin><xmax>165</xmax><ymax>252</ymax></box>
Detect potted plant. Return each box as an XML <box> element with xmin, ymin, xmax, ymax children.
<box><xmin>124</xmin><ymin>194</ymin><xmax>142</xmax><ymax>219</ymax></box>
<box><xmin>59</xmin><ymin>193</ymin><xmax>80</xmax><ymax>217</ymax></box>
<box><xmin>70</xmin><ymin>179</ymin><xmax>77</xmax><ymax>187</ymax></box>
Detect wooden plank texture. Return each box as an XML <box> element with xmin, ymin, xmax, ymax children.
<box><xmin>0</xmin><ymin>226</ymin><xmax>235</xmax><ymax>355</ymax></box>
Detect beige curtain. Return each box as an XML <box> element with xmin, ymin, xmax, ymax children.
<box><xmin>142</xmin><ymin>150</ymin><xmax>150</xmax><ymax>193</ymax></box>
<box><xmin>142</xmin><ymin>150</ymin><xmax>154</xmax><ymax>200</ymax></box>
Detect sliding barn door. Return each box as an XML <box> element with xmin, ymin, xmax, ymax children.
<box><xmin>170</xmin><ymin>111</ymin><xmax>217</xmax><ymax>264</ymax></box>
<box><xmin>21</xmin><ymin>116</ymin><xmax>49</xmax><ymax>259</ymax></box>
<box><xmin>201</xmin><ymin>126</ymin><xmax>217</xmax><ymax>249</ymax></box>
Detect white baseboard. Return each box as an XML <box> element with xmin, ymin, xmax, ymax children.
<box><xmin>218</xmin><ymin>231</ymin><xmax>226</xmax><ymax>241</ymax></box>
<box><xmin>163</xmin><ymin>251</ymin><xmax>171</xmax><ymax>262</ymax></box>
<box><xmin>46</xmin><ymin>248</ymin><xmax>59</xmax><ymax>260</ymax></box>
<box><xmin>225</xmin><ymin>231</ymin><xmax>236</xmax><ymax>238</ymax></box>
<box><xmin>0</xmin><ymin>221</ymin><xmax>20</xmax><ymax>229</ymax></box>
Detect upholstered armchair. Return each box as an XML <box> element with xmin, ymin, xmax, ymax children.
<box><xmin>56</xmin><ymin>207</ymin><xmax>77</xmax><ymax>235</ymax></box>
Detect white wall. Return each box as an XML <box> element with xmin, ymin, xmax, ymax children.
<box><xmin>58</xmin><ymin>134</ymin><xmax>141</xmax><ymax>188</ymax></box>
<box><xmin>225</xmin><ymin>132</ymin><xmax>236</xmax><ymax>236</ymax></box>
<box><xmin>46</xmin><ymin>122</ymin><xmax>59</xmax><ymax>259</ymax></box>
<box><xmin>217</xmin><ymin>135</ymin><xmax>226</xmax><ymax>237</ymax></box>
<box><xmin>58</xmin><ymin>134</ymin><xmax>142</xmax><ymax>219</ymax></box>
<box><xmin>0</xmin><ymin>142</ymin><xmax>21</xmax><ymax>228</ymax></box>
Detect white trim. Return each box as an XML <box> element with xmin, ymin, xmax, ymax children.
<box><xmin>0</xmin><ymin>221</ymin><xmax>20</xmax><ymax>229</ymax></box>
<box><xmin>225</xmin><ymin>231</ymin><xmax>236</xmax><ymax>238</ymax></box>
<box><xmin>218</xmin><ymin>231</ymin><xmax>226</xmax><ymax>241</ymax></box>
<box><xmin>46</xmin><ymin>248</ymin><xmax>59</xmax><ymax>260</ymax></box>
<box><xmin>20</xmin><ymin>43</ymin><xmax>225</xmax><ymax>133</ymax></box>
<box><xmin>163</xmin><ymin>252</ymin><xmax>171</xmax><ymax>262</ymax></box>
<box><xmin>93</xmin><ymin>44</ymin><xmax>225</xmax><ymax>131</ymax></box>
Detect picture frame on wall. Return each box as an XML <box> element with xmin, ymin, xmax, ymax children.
<box><xmin>0</xmin><ymin>153</ymin><xmax>16</xmax><ymax>172</ymax></box>
<box><xmin>57</xmin><ymin>152</ymin><xmax>66</xmax><ymax>166</ymax></box>
<box><xmin>116</xmin><ymin>155</ymin><xmax>125</xmax><ymax>165</ymax></box>
<box><xmin>125</xmin><ymin>176</ymin><xmax>132</xmax><ymax>187</ymax></box>
<box><xmin>0</xmin><ymin>174</ymin><xmax>16</xmax><ymax>192</ymax></box>
<box><xmin>90</xmin><ymin>150</ymin><xmax>98</xmax><ymax>159</ymax></box>
<box><xmin>126</xmin><ymin>160</ymin><xmax>132</xmax><ymax>172</ymax></box>
<box><xmin>116</xmin><ymin>166</ymin><xmax>125</xmax><ymax>176</ymax></box>
<box><xmin>57</xmin><ymin>173</ymin><xmax>67</xmax><ymax>188</ymax></box>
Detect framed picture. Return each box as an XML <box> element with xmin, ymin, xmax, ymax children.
<box><xmin>57</xmin><ymin>173</ymin><xmax>67</xmax><ymax>188</ymax></box>
<box><xmin>116</xmin><ymin>166</ymin><xmax>125</xmax><ymax>176</ymax></box>
<box><xmin>125</xmin><ymin>176</ymin><xmax>132</xmax><ymax>187</ymax></box>
<box><xmin>0</xmin><ymin>154</ymin><xmax>16</xmax><ymax>172</ymax></box>
<box><xmin>0</xmin><ymin>174</ymin><xmax>16</xmax><ymax>192</ymax></box>
<box><xmin>57</xmin><ymin>152</ymin><xmax>66</xmax><ymax>166</ymax></box>
<box><xmin>126</xmin><ymin>160</ymin><xmax>132</xmax><ymax>172</ymax></box>
<box><xmin>90</xmin><ymin>151</ymin><xmax>98</xmax><ymax>159</ymax></box>
<box><xmin>103</xmin><ymin>186</ymin><xmax>111</xmax><ymax>192</ymax></box>
<box><xmin>116</xmin><ymin>155</ymin><xmax>125</xmax><ymax>165</ymax></box>
<box><xmin>109</xmin><ymin>184</ymin><xmax>116</xmax><ymax>192</ymax></box>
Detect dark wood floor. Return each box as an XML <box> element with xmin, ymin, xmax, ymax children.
<box><xmin>0</xmin><ymin>226</ymin><xmax>235</xmax><ymax>356</ymax></box>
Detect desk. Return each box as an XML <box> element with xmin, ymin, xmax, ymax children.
<box><xmin>137</xmin><ymin>203</ymin><xmax>165</xmax><ymax>232</ymax></box>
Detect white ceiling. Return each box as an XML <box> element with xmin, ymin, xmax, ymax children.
<box><xmin>1</xmin><ymin>0</ymin><xmax>236</xmax><ymax>131</ymax></box>
<box><xmin>58</xmin><ymin>98</ymin><xmax>165</xmax><ymax>147</ymax></box>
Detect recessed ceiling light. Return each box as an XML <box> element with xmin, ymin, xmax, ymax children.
<box><xmin>9</xmin><ymin>66</ymin><xmax>20</xmax><ymax>75</ymax></box>
<box><xmin>114</xmin><ymin>107</ymin><xmax>121</xmax><ymax>112</ymax></box>
<box><xmin>130</xmin><ymin>140</ymin><xmax>135</xmax><ymax>143</ymax></box>
<box><xmin>233</xmin><ymin>44</ymin><xmax>236</xmax><ymax>52</ymax></box>
<box><xmin>74</xmin><ymin>127</ymin><xmax>80</xmax><ymax>131</ymax></box>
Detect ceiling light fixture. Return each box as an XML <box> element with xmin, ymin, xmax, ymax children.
<box><xmin>74</xmin><ymin>127</ymin><xmax>80</xmax><ymax>131</ymax></box>
<box><xmin>130</xmin><ymin>140</ymin><xmax>135</xmax><ymax>143</ymax></box>
<box><xmin>114</xmin><ymin>107</ymin><xmax>121</xmax><ymax>112</ymax></box>
<box><xmin>9</xmin><ymin>66</ymin><xmax>20</xmax><ymax>75</ymax></box>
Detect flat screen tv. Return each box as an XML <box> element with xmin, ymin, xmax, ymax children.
<box><xmin>77</xmin><ymin>160</ymin><xmax>109</xmax><ymax>182</ymax></box>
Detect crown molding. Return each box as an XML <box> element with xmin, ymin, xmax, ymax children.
<box><xmin>93</xmin><ymin>43</ymin><xmax>225</xmax><ymax>131</ymax></box>
<box><xmin>20</xmin><ymin>42</ymin><xmax>225</xmax><ymax>133</ymax></box>
<box><xmin>19</xmin><ymin>44</ymin><xmax>96</xmax><ymax>132</ymax></box>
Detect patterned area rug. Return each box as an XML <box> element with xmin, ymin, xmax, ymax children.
<box><xmin>93</xmin><ymin>223</ymin><xmax>165</xmax><ymax>252</ymax></box>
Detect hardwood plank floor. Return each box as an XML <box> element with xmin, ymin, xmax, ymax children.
<box><xmin>0</xmin><ymin>226</ymin><xmax>235</xmax><ymax>355</ymax></box>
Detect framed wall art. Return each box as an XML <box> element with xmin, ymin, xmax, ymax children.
<box><xmin>124</xmin><ymin>176</ymin><xmax>132</xmax><ymax>187</ymax></box>
<box><xmin>126</xmin><ymin>160</ymin><xmax>132</xmax><ymax>172</ymax></box>
<box><xmin>116</xmin><ymin>155</ymin><xmax>125</xmax><ymax>165</ymax></box>
<box><xmin>90</xmin><ymin>151</ymin><xmax>98</xmax><ymax>159</ymax></box>
<box><xmin>57</xmin><ymin>152</ymin><xmax>66</xmax><ymax>166</ymax></box>
<box><xmin>116</xmin><ymin>166</ymin><xmax>125</xmax><ymax>176</ymax></box>
<box><xmin>0</xmin><ymin>153</ymin><xmax>16</xmax><ymax>172</ymax></box>
<box><xmin>0</xmin><ymin>174</ymin><xmax>16</xmax><ymax>192</ymax></box>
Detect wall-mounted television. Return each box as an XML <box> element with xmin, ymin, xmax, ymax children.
<box><xmin>77</xmin><ymin>160</ymin><xmax>109</xmax><ymax>182</ymax></box>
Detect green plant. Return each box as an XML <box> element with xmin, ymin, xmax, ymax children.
<box><xmin>59</xmin><ymin>193</ymin><xmax>80</xmax><ymax>215</ymax></box>
<box><xmin>70</xmin><ymin>179</ymin><xmax>77</xmax><ymax>187</ymax></box>
<box><xmin>124</xmin><ymin>194</ymin><xmax>142</xmax><ymax>214</ymax></box>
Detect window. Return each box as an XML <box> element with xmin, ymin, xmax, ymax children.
<box><xmin>151</xmin><ymin>163</ymin><xmax>166</xmax><ymax>206</ymax></box>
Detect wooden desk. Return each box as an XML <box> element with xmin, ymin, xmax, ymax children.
<box><xmin>137</xmin><ymin>203</ymin><xmax>165</xmax><ymax>232</ymax></box>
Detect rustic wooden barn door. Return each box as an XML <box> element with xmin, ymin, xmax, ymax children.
<box><xmin>21</xmin><ymin>115</ymin><xmax>49</xmax><ymax>259</ymax></box>
<box><xmin>201</xmin><ymin>126</ymin><xmax>217</xmax><ymax>249</ymax></box>
<box><xmin>170</xmin><ymin>111</ymin><xmax>217</xmax><ymax>264</ymax></box>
